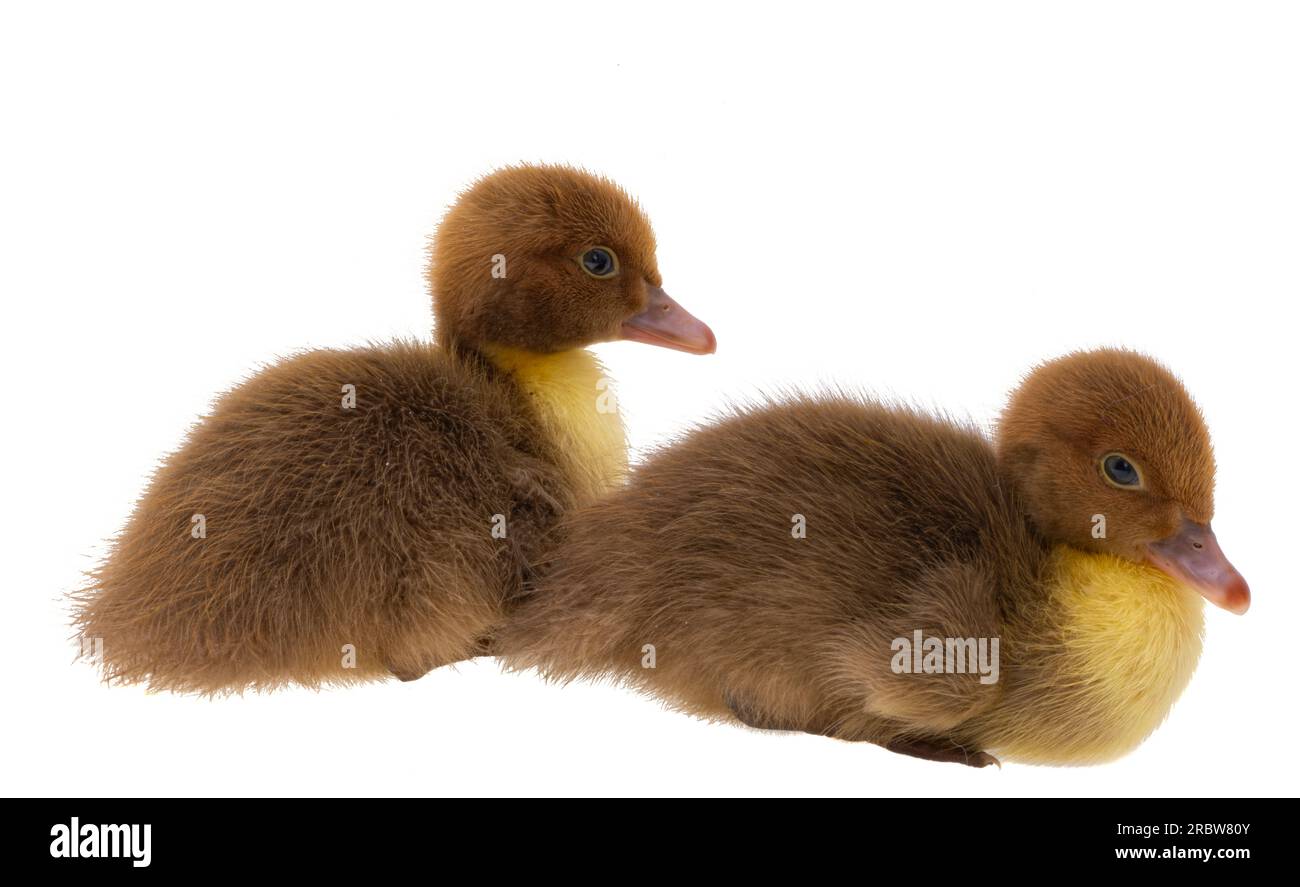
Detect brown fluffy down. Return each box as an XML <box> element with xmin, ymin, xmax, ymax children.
<box><xmin>498</xmin><ymin>395</ymin><xmax>1030</xmax><ymax>743</ymax></box>
<box><xmin>75</xmin><ymin>342</ymin><xmax>576</xmax><ymax>691</ymax></box>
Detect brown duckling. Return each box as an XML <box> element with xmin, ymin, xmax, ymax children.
<box><xmin>75</xmin><ymin>164</ymin><xmax>715</xmax><ymax>693</ymax></box>
<box><xmin>499</xmin><ymin>349</ymin><xmax>1247</xmax><ymax>766</ymax></box>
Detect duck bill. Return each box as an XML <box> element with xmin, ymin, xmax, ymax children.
<box><xmin>1145</xmin><ymin>520</ymin><xmax>1250</xmax><ymax>614</ymax></box>
<box><xmin>620</xmin><ymin>284</ymin><xmax>716</xmax><ymax>355</ymax></box>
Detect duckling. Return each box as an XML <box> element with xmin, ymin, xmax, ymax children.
<box><xmin>75</xmin><ymin>164</ymin><xmax>715</xmax><ymax>693</ymax></box>
<box><xmin>499</xmin><ymin>349</ymin><xmax>1247</xmax><ymax>766</ymax></box>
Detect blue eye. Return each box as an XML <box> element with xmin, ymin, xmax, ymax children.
<box><xmin>580</xmin><ymin>247</ymin><xmax>617</xmax><ymax>278</ymax></box>
<box><xmin>1102</xmin><ymin>453</ymin><xmax>1141</xmax><ymax>487</ymax></box>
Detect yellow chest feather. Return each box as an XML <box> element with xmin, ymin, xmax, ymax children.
<box><xmin>984</xmin><ymin>547</ymin><xmax>1205</xmax><ymax>765</ymax></box>
<box><xmin>485</xmin><ymin>346</ymin><xmax>628</xmax><ymax>502</ymax></box>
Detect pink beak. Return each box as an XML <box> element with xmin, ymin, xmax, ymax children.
<box><xmin>1145</xmin><ymin>520</ymin><xmax>1250</xmax><ymax>614</ymax></box>
<box><xmin>619</xmin><ymin>284</ymin><xmax>716</xmax><ymax>355</ymax></box>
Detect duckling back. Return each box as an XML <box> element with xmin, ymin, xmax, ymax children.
<box><xmin>76</xmin><ymin>340</ymin><xmax>585</xmax><ymax>692</ymax></box>
<box><xmin>499</xmin><ymin>394</ymin><xmax>1046</xmax><ymax>740</ymax></box>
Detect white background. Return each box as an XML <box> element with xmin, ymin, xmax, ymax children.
<box><xmin>2</xmin><ymin>2</ymin><xmax>1296</xmax><ymax>798</ymax></box>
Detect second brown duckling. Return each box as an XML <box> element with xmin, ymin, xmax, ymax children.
<box><xmin>500</xmin><ymin>349</ymin><xmax>1248</xmax><ymax>766</ymax></box>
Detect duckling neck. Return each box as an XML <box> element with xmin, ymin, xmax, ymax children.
<box><xmin>482</xmin><ymin>345</ymin><xmax>628</xmax><ymax>502</ymax></box>
<box><xmin>978</xmin><ymin>546</ymin><xmax>1205</xmax><ymax>765</ymax></box>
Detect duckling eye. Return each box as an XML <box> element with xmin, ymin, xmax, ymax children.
<box><xmin>1102</xmin><ymin>453</ymin><xmax>1142</xmax><ymax>488</ymax></box>
<box><xmin>579</xmin><ymin>247</ymin><xmax>618</xmax><ymax>279</ymax></box>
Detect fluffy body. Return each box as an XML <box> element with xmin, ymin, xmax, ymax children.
<box><xmin>77</xmin><ymin>342</ymin><xmax>621</xmax><ymax>691</ymax></box>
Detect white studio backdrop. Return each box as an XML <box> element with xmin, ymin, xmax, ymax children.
<box><xmin>1</xmin><ymin>1</ymin><xmax>1296</xmax><ymax>796</ymax></box>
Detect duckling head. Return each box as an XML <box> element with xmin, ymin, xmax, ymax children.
<box><xmin>428</xmin><ymin>164</ymin><xmax>715</xmax><ymax>356</ymax></box>
<box><xmin>997</xmin><ymin>348</ymin><xmax>1249</xmax><ymax>614</ymax></box>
